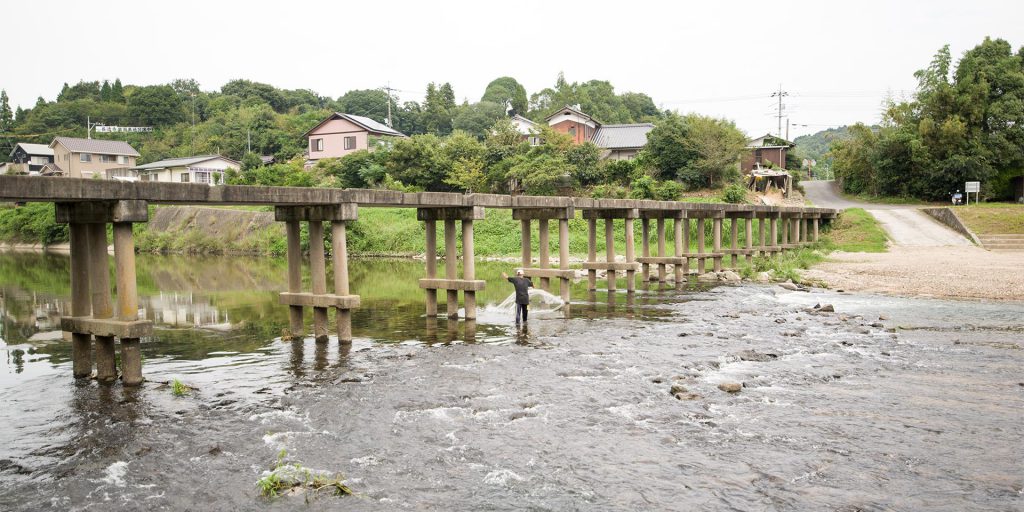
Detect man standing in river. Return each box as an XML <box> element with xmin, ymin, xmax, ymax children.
<box><xmin>501</xmin><ymin>270</ymin><xmax>533</xmax><ymax>324</ymax></box>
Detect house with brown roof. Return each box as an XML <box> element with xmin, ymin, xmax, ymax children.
<box><xmin>742</xmin><ymin>134</ymin><xmax>794</xmax><ymax>173</ymax></box>
<box><xmin>304</xmin><ymin>113</ymin><xmax>406</xmax><ymax>163</ymax></box>
<box><xmin>543</xmin><ymin>105</ymin><xmax>654</xmax><ymax>160</ymax></box>
<box><xmin>48</xmin><ymin>136</ymin><xmax>140</xmax><ymax>179</ymax></box>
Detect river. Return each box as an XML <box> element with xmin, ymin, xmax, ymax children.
<box><xmin>0</xmin><ymin>252</ymin><xmax>1021</xmax><ymax>511</ymax></box>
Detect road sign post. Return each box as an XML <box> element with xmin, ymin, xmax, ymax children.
<box><xmin>965</xmin><ymin>181</ymin><xmax>980</xmax><ymax>205</ymax></box>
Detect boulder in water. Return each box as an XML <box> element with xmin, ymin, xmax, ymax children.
<box><xmin>718</xmin><ymin>382</ymin><xmax>743</xmax><ymax>393</ymax></box>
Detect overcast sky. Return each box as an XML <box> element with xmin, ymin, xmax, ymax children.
<box><xmin>6</xmin><ymin>0</ymin><xmax>1022</xmax><ymax>139</ymax></box>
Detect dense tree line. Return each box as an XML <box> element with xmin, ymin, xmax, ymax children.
<box><xmin>2</xmin><ymin>73</ymin><xmax>746</xmax><ymax>199</ymax></box>
<box><xmin>831</xmin><ymin>38</ymin><xmax>1024</xmax><ymax>200</ymax></box>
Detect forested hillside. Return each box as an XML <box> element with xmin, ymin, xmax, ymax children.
<box><xmin>0</xmin><ymin>73</ymin><xmax>663</xmax><ymax>165</ymax></box>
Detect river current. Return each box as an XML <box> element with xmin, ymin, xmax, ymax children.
<box><xmin>0</xmin><ymin>252</ymin><xmax>1021</xmax><ymax>511</ymax></box>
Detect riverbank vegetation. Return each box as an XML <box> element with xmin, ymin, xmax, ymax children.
<box><xmin>831</xmin><ymin>37</ymin><xmax>1024</xmax><ymax>202</ymax></box>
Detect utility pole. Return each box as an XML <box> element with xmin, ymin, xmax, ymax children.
<box><xmin>190</xmin><ymin>92</ymin><xmax>196</xmax><ymax>157</ymax></box>
<box><xmin>771</xmin><ymin>85</ymin><xmax>788</xmax><ymax>139</ymax></box>
<box><xmin>381</xmin><ymin>83</ymin><xmax>396</xmax><ymax>127</ymax></box>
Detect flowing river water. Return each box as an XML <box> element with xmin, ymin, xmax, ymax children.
<box><xmin>0</xmin><ymin>252</ymin><xmax>1021</xmax><ymax>511</ymax></box>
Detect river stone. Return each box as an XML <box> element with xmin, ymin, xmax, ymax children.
<box><xmin>737</xmin><ymin>350</ymin><xmax>778</xmax><ymax>362</ymax></box>
<box><xmin>819</xmin><ymin>304</ymin><xmax>835</xmax><ymax>313</ymax></box>
<box><xmin>720</xmin><ymin>271</ymin><xmax>741</xmax><ymax>282</ymax></box>
<box><xmin>778</xmin><ymin>282</ymin><xmax>799</xmax><ymax>291</ymax></box>
<box><xmin>718</xmin><ymin>382</ymin><xmax>743</xmax><ymax>393</ymax></box>
<box><xmin>755</xmin><ymin>272</ymin><xmax>772</xmax><ymax>283</ymax></box>
<box><xmin>697</xmin><ymin>272</ymin><xmax>719</xmax><ymax>282</ymax></box>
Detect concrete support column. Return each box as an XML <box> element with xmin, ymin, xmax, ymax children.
<box><xmin>641</xmin><ymin>219</ymin><xmax>651</xmax><ymax>281</ymax></box>
<box><xmin>424</xmin><ymin>220</ymin><xmax>437</xmax><ymax>317</ymax></box>
<box><xmin>113</xmin><ymin>223</ymin><xmax>142</xmax><ymax>386</ymax></box>
<box><xmin>813</xmin><ymin>218</ymin><xmax>820</xmax><ymax>242</ymax></box>
<box><xmin>444</xmin><ymin>219</ymin><xmax>458</xmax><ymax>319</ymax></box>
<box><xmin>713</xmin><ymin>218</ymin><xmax>723</xmax><ymax>272</ymax></box>
<box><xmin>462</xmin><ymin>219</ymin><xmax>476</xmax><ymax>319</ymax></box>
<box><xmin>285</xmin><ymin>220</ymin><xmax>304</xmax><ymax>338</ymax></box>
<box><xmin>771</xmin><ymin>216</ymin><xmax>779</xmax><ymax>250</ymax></box>
<box><xmin>624</xmin><ymin>218</ymin><xmax>635</xmax><ymax>292</ymax></box>
<box><xmin>781</xmin><ymin>217</ymin><xmax>790</xmax><ymax>250</ymax></box>
<box><xmin>656</xmin><ymin>218</ymin><xmax>667</xmax><ymax>283</ymax></box>
<box><xmin>744</xmin><ymin>218</ymin><xmax>754</xmax><ymax>263</ymax></box>
<box><xmin>758</xmin><ymin>217</ymin><xmax>766</xmax><ymax>255</ymax></box>
<box><xmin>538</xmin><ymin>219</ymin><xmax>550</xmax><ymax>291</ymax></box>
<box><xmin>791</xmin><ymin>218</ymin><xmax>800</xmax><ymax>245</ymax></box>
<box><xmin>683</xmin><ymin>217</ymin><xmax>691</xmax><ymax>275</ymax></box>
<box><xmin>804</xmin><ymin>218</ymin><xmax>811</xmax><ymax>243</ymax></box>
<box><xmin>521</xmin><ymin>219</ymin><xmax>531</xmax><ymax>269</ymax></box>
<box><xmin>308</xmin><ymin>221</ymin><xmax>329</xmax><ymax>343</ymax></box>
<box><xmin>729</xmin><ymin>218</ymin><xmax>739</xmax><ymax>268</ymax></box>
<box><xmin>604</xmin><ymin>219</ymin><xmax>616</xmax><ymax>292</ymax></box>
<box><xmin>674</xmin><ymin>218</ymin><xmax>684</xmax><ymax>282</ymax></box>
<box><xmin>87</xmin><ymin>223</ymin><xmax>116</xmax><ymax>383</ymax></box>
<box><xmin>69</xmin><ymin>223</ymin><xmax>92</xmax><ymax>378</ymax></box>
<box><xmin>331</xmin><ymin>221</ymin><xmax>352</xmax><ymax>343</ymax></box>
<box><xmin>696</xmin><ymin>218</ymin><xmax>706</xmax><ymax>274</ymax></box>
<box><xmin>587</xmin><ymin>218</ymin><xmax>597</xmax><ymax>290</ymax></box>
<box><xmin>558</xmin><ymin>219</ymin><xmax>570</xmax><ymax>303</ymax></box>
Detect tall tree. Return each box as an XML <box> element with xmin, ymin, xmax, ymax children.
<box><xmin>111</xmin><ymin>79</ymin><xmax>125</xmax><ymax>103</ymax></box>
<box><xmin>100</xmin><ymin>80</ymin><xmax>112</xmax><ymax>102</ymax></box>
<box><xmin>0</xmin><ymin>90</ymin><xmax>13</xmax><ymax>132</ymax></box>
<box><xmin>481</xmin><ymin>77</ymin><xmax>528</xmax><ymax>116</ymax></box>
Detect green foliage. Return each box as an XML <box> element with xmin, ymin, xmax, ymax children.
<box><xmin>0</xmin><ymin>90</ymin><xmax>12</xmax><ymax>133</ymax></box>
<box><xmin>720</xmin><ymin>182</ymin><xmax>748</xmax><ymax>203</ymax></box>
<box><xmin>590</xmin><ymin>183</ymin><xmax>629</xmax><ymax>198</ymax></box>
<box><xmin>128</xmin><ymin>85</ymin><xmax>185</xmax><ymax>126</ymax></box>
<box><xmin>171</xmin><ymin>378</ymin><xmax>188</xmax><ymax>396</ymax></box>
<box><xmin>528</xmin><ymin>72</ymin><xmax>664</xmax><ymax>124</ymax></box>
<box><xmin>822</xmin><ymin>208</ymin><xmax>888</xmax><ymax>252</ymax></box>
<box><xmin>833</xmin><ymin>38</ymin><xmax>1024</xmax><ymax>201</ymax></box>
<box><xmin>644</xmin><ymin>113</ymin><xmax>745</xmax><ymax>189</ymax></box>
<box><xmin>257</xmin><ymin>449</ymin><xmax>353</xmax><ymax>500</ymax></box>
<box><xmin>452</xmin><ymin>101</ymin><xmax>506</xmax><ymax>139</ymax></box>
<box><xmin>481</xmin><ymin>77</ymin><xmax>528</xmax><ymax>116</ymax></box>
<box><xmin>0</xmin><ymin>203</ymin><xmax>68</xmax><ymax>246</ymax></box>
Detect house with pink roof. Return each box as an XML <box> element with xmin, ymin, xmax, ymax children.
<box><xmin>303</xmin><ymin>113</ymin><xmax>406</xmax><ymax>163</ymax></box>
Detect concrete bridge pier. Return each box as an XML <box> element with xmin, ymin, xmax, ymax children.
<box><xmin>515</xmin><ymin>207</ymin><xmax>574</xmax><ymax>303</ymax></box>
<box><xmin>57</xmin><ymin>201</ymin><xmax>153</xmax><ymax>385</ymax></box>
<box><xmin>582</xmin><ymin>209</ymin><xmax>639</xmax><ymax>292</ymax></box>
<box><xmin>724</xmin><ymin>212</ymin><xmax>754</xmax><ymax>267</ymax></box>
<box><xmin>757</xmin><ymin>215</ymin><xmax>767</xmax><ymax>257</ymax></box>
<box><xmin>770</xmin><ymin>212</ymin><xmax>782</xmax><ymax>253</ymax></box>
<box><xmin>812</xmin><ymin>215</ymin><xmax>820</xmax><ymax>242</ymax></box>
<box><xmin>417</xmin><ymin>207</ymin><xmax>485</xmax><ymax>320</ymax></box>
<box><xmin>276</xmin><ymin>205</ymin><xmax>361</xmax><ymax>343</ymax></box>
<box><xmin>637</xmin><ymin>210</ymin><xmax>686</xmax><ymax>283</ymax></box>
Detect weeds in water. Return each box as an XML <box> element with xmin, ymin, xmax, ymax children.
<box><xmin>171</xmin><ymin>378</ymin><xmax>188</xmax><ymax>396</ymax></box>
<box><xmin>256</xmin><ymin>449</ymin><xmax>353</xmax><ymax>500</ymax></box>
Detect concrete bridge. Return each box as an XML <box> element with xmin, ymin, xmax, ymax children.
<box><xmin>0</xmin><ymin>176</ymin><xmax>837</xmax><ymax>385</ymax></box>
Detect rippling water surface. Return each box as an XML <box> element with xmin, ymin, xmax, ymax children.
<box><xmin>0</xmin><ymin>252</ymin><xmax>1021</xmax><ymax>511</ymax></box>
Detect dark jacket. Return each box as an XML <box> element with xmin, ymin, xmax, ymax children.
<box><xmin>507</xmin><ymin>276</ymin><xmax>533</xmax><ymax>304</ymax></box>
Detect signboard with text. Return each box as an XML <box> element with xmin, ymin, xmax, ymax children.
<box><xmin>94</xmin><ymin>126</ymin><xmax>153</xmax><ymax>133</ymax></box>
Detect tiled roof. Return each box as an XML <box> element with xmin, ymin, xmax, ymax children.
<box><xmin>341</xmin><ymin>113</ymin><xmax>404</xmax><ymax>136</ymax></box>
<box><xmin>51</xmin><ymin>136</ymin><xmax>140</xmax><ymax>157</ymax></box>
<box><xmin>591</xmin><ymin>123</ymin><xmax>655</xmax><ymax>149</ymax></box>
<box><xmin>133</xmin><ymin>155</ymin><xmax>238</xmax><ymax>170</ymax></box>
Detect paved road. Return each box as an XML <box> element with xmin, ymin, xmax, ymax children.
<box><xmin>803</xmin><ymin>180</ymin><xmax>970</xmax><ymax>247</ymax></box>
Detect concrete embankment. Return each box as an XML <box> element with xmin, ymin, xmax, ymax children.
<box><xmin>138</xmin><ymin>206</ymin><xmax>283</xmax><ymax>255</ymax></box>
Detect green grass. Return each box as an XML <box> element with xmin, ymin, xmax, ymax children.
<box><xmin>737</xmin><ymin>246</ymin><xmax>829</xmax><ymax>283</ymax></box>
<box><xmin>951</xmin><ymin>204</ymin><xmax>1024</xmax><ymax>234</ymax></box>
<box><xmin>171</xmin><ymin>378</ymin><xmax>190</xmax><ymax>396</ymax></box>
<box><xmin>256</xmin><ymin>449</ymin><xmax>353</xmax><ymax>500</ymax></box>
<box><xmin>823</xmin><ymin>208</ymin><xmax>888</xmax><ymax>252</ymax></box>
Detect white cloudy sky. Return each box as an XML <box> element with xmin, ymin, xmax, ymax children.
<box><xmin>6</xmin><ymin>0</ymin><xmax>1022</xmax><ymax>139</ymax></box>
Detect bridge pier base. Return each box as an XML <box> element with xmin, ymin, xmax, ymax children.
<box><xmin>418</xmin><ymin>207</ymin><xmax>485</xmax><ymax>320</ymax></box>
<box><xmin>57</xmin><ymin>201</ymin><xmax>153</xmax><ymax>385</ymax></box>
<box><xmin>637</xmin><ymin>210</ymin><xmax>685</xmax><ymax>283</ymax></box>
<box><xmin>276</xmin><ymin>205</ymin><xmax>361</xmax><ymax>343</ymax></box>
<box><xmin>582</xmin><ymin>209</ymin><xmax>639</xmax><ymax>292</ymax></box>
<box><xmin>515</xmin><ymin>207</ymin><xmax>574</xmax><ymax>305</ymax></box>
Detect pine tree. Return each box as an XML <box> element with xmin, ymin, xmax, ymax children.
<box><xmin>100</xmin><ymin>80</ymin><xmax>112</xmax><ymax>102</ymax></box>
<box><xmin>111</xmin><ymin>78</ymin><xmax>125</xmax><ymax>102</ymax></box>
<box><xmin>57</xmin><ymin>82</ymin><xmax>70</xmax><ymax>102</ymax></box>
<box><xmin>0</xmin><ymin>90</ymin><xmax>13</xmax><ymax>132</ymax></box>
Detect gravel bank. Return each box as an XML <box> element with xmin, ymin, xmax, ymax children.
<box><xmin>804</xmin><ymin>246</ymin><xmax>1024</xmax><ymax>301</ymax></box>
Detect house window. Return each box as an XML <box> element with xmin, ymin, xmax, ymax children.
<box><xmin>30</xmin><ymin>156</ymin><xmax>49</xmax><ymax>165</ymax></box>
<box><xmin>311</xmin><ymin>138</ymin><xmax>323</xmax><ymax>152</ymax></box>
<box><xmin>80</xmin><ymin>153</ymin><xmax>92</xmax><ymax>162</ymax></box>
<box><xmin>568</xmin><ymin>126</ymin><xmax>577</xmax><ymax>137</ymax></box>
<box><xmin>117</xmin><ymin>155</ymin><xmax>128</xmax><ymax>165</ymax></box>
<box><xmin>344</xmin><ymin>136</ymin><xmax>356</xmax><ymax>150</ymax></box>
<box><xmin>180</xmin><ymin>173</ymin><xmax>190</xmax><ymax>183</ymax></box>
<box><xmin>100</xmin><ymin>155</ymin><xmax>115</xmax><ymax>163</ymax></box>
<box><xmin>194</xmin><ymin>171</ymin><xmax>210</xmax><ymax>184</ymax></box>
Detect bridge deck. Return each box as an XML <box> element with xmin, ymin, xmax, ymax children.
<box><xmin>0</xmin><ymin>176</ymin><xmax>837</xmax><ymax>217</ymax></box>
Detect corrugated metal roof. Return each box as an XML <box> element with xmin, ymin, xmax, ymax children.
<box><xmin>12</xmin><ymin>143</ymin><xmax>54</xmax><ymax>157</ymax></box>
<box><xmin>342</xmin><ymin>113</ymin><xmax>405</xmax><ymax>136</ymax></box>
<box><xmin>51</xmin><ymin>136</ymin><xmax>141</xmax><ymax>157</ymax></box>
<box><xmin>133</xmin><ymin>155</ymin><xmax>238</xmax><ymax>170</ymax></box>
<box><xmin>591</xmin><ymin>123</ymin><xmax>655</xmax><ymax>149</ymax></box>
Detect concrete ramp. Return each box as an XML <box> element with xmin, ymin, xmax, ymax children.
<box><xmin>868</xmin><ymin>209</ymin><xmax>972</xmax><ymax>247</ymax></box>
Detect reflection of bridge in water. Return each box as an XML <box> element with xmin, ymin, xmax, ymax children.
<box><xmin>0</xmin><ymin>176</ymin><xmax>837</xmax><ymax>387</ymax></box>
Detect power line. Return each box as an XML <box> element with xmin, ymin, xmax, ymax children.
<box><xmin>771</xmin><ymin>85</ymin><xmax>789</xmax><ymax>138</ymax></box>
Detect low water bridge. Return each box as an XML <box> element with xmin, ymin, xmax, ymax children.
<box><xmin>0</xmin><ymin>176</ymin><xmax>837</xmax><ymax>385</ymax></box>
